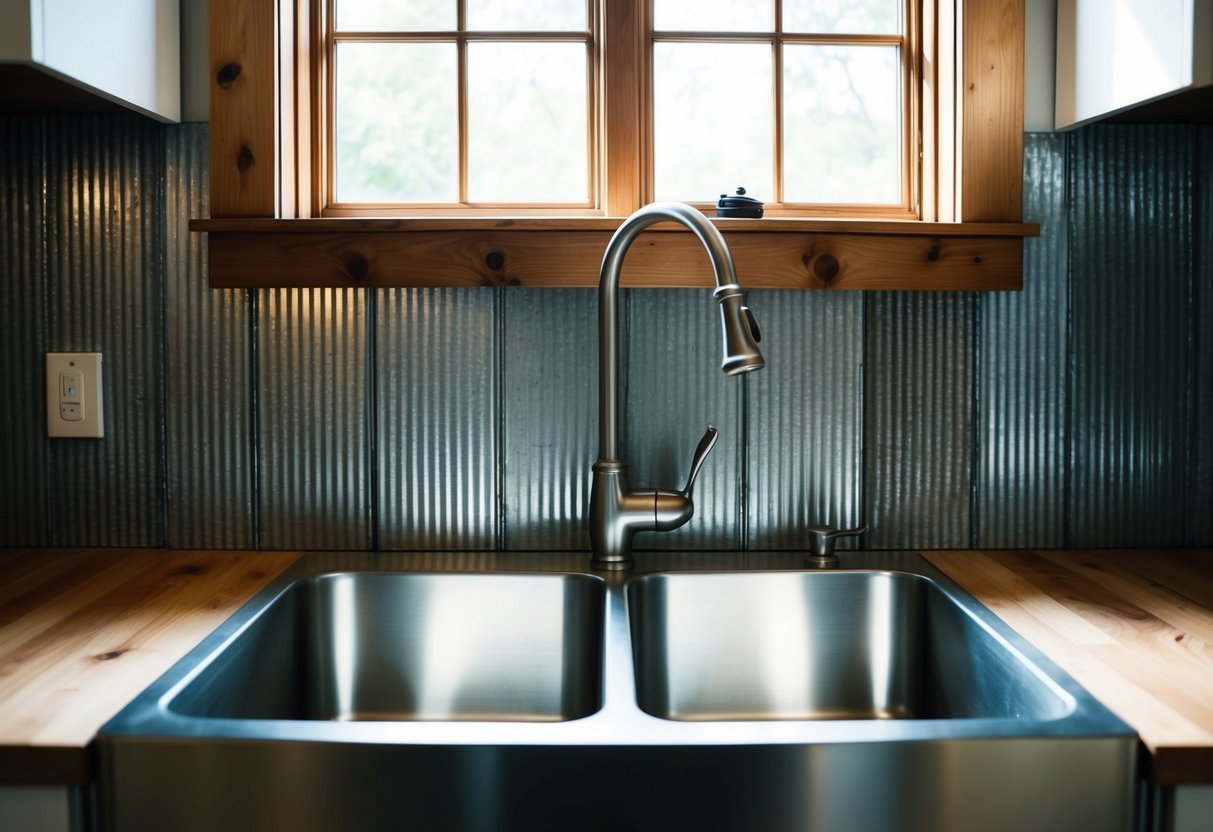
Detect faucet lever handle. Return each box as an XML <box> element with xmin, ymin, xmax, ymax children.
<box><xmin>681</xmin><ymin>426</ymin><xmax>719</xmax><ymax>497</ymax></box>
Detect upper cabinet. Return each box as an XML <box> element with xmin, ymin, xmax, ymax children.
<box><xmin>0</xmin><ymin>0</ymin><xmax>179</xmax><ymax>122</ymax></box>
<box><xmin>1055</xmin><ymin>0</ymin><xmax>1213</xmax><ymax>129</ymax></box>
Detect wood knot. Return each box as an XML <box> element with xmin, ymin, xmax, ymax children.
<box><xmin>926</xmin><ymin>246</ymin><xmax>940</xmax><ymax>262</ymax></box>
<box><xmin>236</xmin><ymin>145</ymin><xmax>255</xmax><ymax>173</ymax></box>
<box><xmin>972</xmin><ymin>255</ymin><xmax>983</xmax><ymax>265</ymax></box>
<box><xmin>812</xmin><ymin>253</ymin><xmax>840</xmax><ymax>286</ymax></box>
<box><xmin>342</xmin><ymin>252</ymin><xmax>370</xmax><ymax>281</ymax></box>
<box><xmin>484</xmin><ymin>251</ymin><xmax>505</xmax><ymax>271</ymax></box>
<box><xmin>95</xmin><ymin>648</ymin><xmax>129</xmax><ymax>662</ymax></box>
<box><xmin>170</xmin><ymin>564</ymin><xmax>207</xmax><ymax>576</ymax></box>
<box><xmin>216</xmin><ymin>62</ymin><xmax>242</xmax><ymax>89</ymax></box>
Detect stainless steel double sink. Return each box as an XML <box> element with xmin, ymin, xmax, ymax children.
<box><xmin>98</xmin><ymin>552</ymin><xmax>1137</xmax><ymax>832</ymax></box>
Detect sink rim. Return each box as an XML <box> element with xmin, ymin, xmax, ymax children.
<box><xmin>99</xmin><ymin>551</ymin><xmax>1135</xmax><ymax>749</ymax></box>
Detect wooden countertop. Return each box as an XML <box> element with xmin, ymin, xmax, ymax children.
<box><xmin>0</xmin><ymin>549</ymin><xmax>300</xmax><ymax>785</ymax></box>
<box><xmin>1</xmin><ymin>548</ymin><xmax>1211</xmax><ymax>787</ymax></box>
<box><xmin>924</xmin><ymin>549</ymin><xmax>1213</xmax><ymax>786</ymax></box>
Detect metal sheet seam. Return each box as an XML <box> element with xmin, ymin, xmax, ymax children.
<box><xmin>856</xmin><ymin>293</ymin><xmax>868</xmax><ymax>547</ymax></box>
<box><xmin>366</xmin><ymin>288</ymin><xmax>380</xmax><ymax>552</ymax></box>
<box><xmin>248</xmin><ymin>288</ymin><xmax>263</xmax><ymax>549</ymax></box>
<box><xmin>1062</xmin><ymin>131</ymin><xmax>1076</xmax><ymax>549</ymax></box>
<box><xmin>738</xmin><ymin>372</ymin><xmax>750</xmax><ymax>550</ymax></box>
<box><xmin>155</xmin><ymin>127</ymin><xmax>171</xmax><ymax>548</ymax></box>
<box><xmin>34</xmin><ymin>119</ymin><xmax>52</xmax><ymax>545</ymax></box>
<box><xmin>969</xmin><ymin>292</ymin><xmax>981</xmax><ymax>550</ymax></box>
<box><xmin>494</xmin><ymin>285</ymin><xmax>508</xmax><ymax>552</ymax></box>
<box><xmin>1186</xmin><ymin>130</ymin><xmax>1207</xmax><ymax>545</ymax></box>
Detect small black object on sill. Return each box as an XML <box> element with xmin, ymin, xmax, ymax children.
<box><xmin>716</xmin><ymin>187</ymin><xmax>764</xmax><ymax>219</ymax></box>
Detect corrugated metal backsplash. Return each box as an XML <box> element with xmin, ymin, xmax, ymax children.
<box><xmin>1</xmin><ymin>119</ymin><xmax>1210</xmax><ymax>551</ymax></box>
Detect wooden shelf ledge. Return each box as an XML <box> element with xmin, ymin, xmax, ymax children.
<box><xmin>192</xmin><ymin>218</ymin><xmax>1039</xmax><ymax>291</ymax></box>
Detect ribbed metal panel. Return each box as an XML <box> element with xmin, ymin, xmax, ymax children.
<box><xmin>865</xmin><ymin>292</ymin><xmax>974</xmax><ymax>549</ymax></box>
<box><xmin>9</xmin><ymin>116</ymin><xmax>1213</xmax><ymax>555</ymax></box>
<box><xmin>44</xmin><ymin>117</ymin><xmax>166</xmax><ymax>547</ymax></box>
<box><xmin>747</xmin><ymin>290</ymin><xmax>863</xmax><ymax>549</ymax></box>
<box><xmin>1068</xmin><ymin>125</ymin><xmax>1192</xmax><ymax>547</ymax></box>
<box><xmin>1194</xmin><ymin>126</ymin><xmax>1213</xmax><ymax>546</ymax></box>
<box><xmin>378</xmin><ymin>288</ymin><xmax>496</xmax><ymax>550</ymax></box>
<box><xmin>976</xmin><ymin>133</ymin><xmax>1069</xmax><ymax>548</ymax></box>
<box><xmin>258</xmin><ymin>288</ymin><xmax>368</xmax><ymax>549</ymax></box>
<box><xmin>0</xmin><ymin>118</ymin><xmax>49</xmax><ymax>546</ymax></box>
<box><xmin>502</xmin><ymin>289</ymin><xmax>597</xmax><ymax>550</ymax></box>
<box><xmin>164</xmin><ymin>124</ymin><xmax>254</xmax><ymax>549</ymax></box>
<box><xmin>624</xmin><ymin>289</ymin><xmax>744</xmax><ymax>549</ymax></box>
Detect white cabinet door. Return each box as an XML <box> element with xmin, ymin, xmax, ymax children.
<box><xmin>1055</xmin><ymin>0</ymin><xmax>1213</xmax><ymax>129</ymax></box>
<box><xmin>0</xmin><ymin>0</ymin><xmax>180</xmax><ymax>122</ymax></box>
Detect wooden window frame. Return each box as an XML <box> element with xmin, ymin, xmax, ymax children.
<box><xmin>196</xmin><ymin>0</ymin><xmax>1035</xmax><ymax>290</ymax></box>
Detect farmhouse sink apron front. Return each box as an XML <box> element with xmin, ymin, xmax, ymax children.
<box><xmin>97</xmin><ymin>551</ymin><xmax>1136</xmax><ymax>832</ymax></box>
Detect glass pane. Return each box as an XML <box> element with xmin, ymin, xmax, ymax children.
<box><xmin>467</xmin><ymin>0</ymin><xmax>586</xmax><ymax>31</ymax></box>
<box><xmin>653</xmin><ymin>0</ymin><xmax>772</xmax><ymax>32</ymax></box>
<box><xmin>334</xmin><ymin>42</ymin><xmax>458</xmax><ymax>202</ymax></box>
<box><xmin>783</xmin><ymin>0</ymin><xmax>900</xmax><ymax>34</ymax></box>
<box><xmin>782</xmin><ymin>45</ymin><xmax>900</xmax><ymax>204</ymax></box>
<box><xmin>653</xmin><ymin>43</ymin><xmax>773</xmax><ymax>202</ymax></box>
<box><xmin>336</xmin><ymin>0</ymin><xmax>453</xmax><ymax>31</ymax></box>
<box><xmin>467</xmin><ymin>42</ymin><xmax>589</xmax><ymax>202</ymax></box>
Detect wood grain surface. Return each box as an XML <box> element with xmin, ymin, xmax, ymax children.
<box><xmin>203</xmin><ymin>227</ymin><xmax>1026</xmax><ymax>290</ymax></box>
<box><xmin>0</xmin><ymin>549</ymin><xmax>299</xmax><ymax>784</ymax></box>
<box><xmin>925</xmin><ymin>549</ymin><xmax>1213</xmax><ymax>785</ymax></box>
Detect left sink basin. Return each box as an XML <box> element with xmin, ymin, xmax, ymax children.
<box><xmin>169</xmin><ymin>572</ymin><xmax>606</xmax><ymax>722</ymax></box>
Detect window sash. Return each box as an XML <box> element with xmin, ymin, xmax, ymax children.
<box><xmin>324</xmin><ymin>0</ymin><xmax>598</xmax><ymax>211</ymax></box>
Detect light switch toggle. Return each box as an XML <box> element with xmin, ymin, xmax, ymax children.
<box><xmin>60</xmin><ymin>369</ymin><xmax>84</xmax><ymax>420</ymax></box>
<box><xmin>61</xmin><ymin>369</ymin><xmax>82</xmax><ymax>402</ymax></box>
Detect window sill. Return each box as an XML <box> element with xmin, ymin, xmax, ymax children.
<box><xmin>190</xmin><ymin>217</ymin><xmax>1039</xmax><ymax>290</ymax></box>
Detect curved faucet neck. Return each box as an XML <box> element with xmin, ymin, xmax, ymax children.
<box><xmin>597</xmin><ymin>203</ymin><xmax>739</xmax><ymax>462</ymax></box>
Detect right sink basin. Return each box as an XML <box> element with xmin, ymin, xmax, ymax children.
<box><xmin>627</xmin><ymin>569</ymin><xmax>1073</xmax><ymax>722</ymax></box>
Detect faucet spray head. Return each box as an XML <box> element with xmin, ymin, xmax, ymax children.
<box><xmin>714</xmin><ymin>284</ymin><xmax>765</xmax><ymax>376</ymax></box>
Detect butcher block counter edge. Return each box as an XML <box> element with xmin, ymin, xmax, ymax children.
<box><xmin>0</xmin><ymin>549</ymin><xmax>302</xmax><ymax>785</ymax></box>
<box><xmin>924</xmin><ymin>549</ymin><xmax>1213</xmax><ymax>786</ymax></box>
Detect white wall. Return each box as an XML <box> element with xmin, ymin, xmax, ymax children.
<box><xmin>0</xmin><ymin>1</ymin><xmax>32</xmax><ymax>60</ymax></box>
<box><xmin>1025</xmin><ymin>0</ymin><xmax>1058</xmax><ymax>131</ymax></box>
<box><xmin>1055</xmin><ymin>0</ymin><xmax>1212</xmax><ymax>129</ymax></box>
<box><xmin>180</xmin><ymin>0</ymin><xmax>207</xmax><ymax>122</ymax></box>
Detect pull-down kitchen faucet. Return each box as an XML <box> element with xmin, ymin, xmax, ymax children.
<box><xmin>589</xmin><ymin>202</ymin><xmax>765</xmax><ymax>569</ymax></box>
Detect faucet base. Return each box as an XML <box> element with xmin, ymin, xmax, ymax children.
<box><xmin>590</xmin><ymin>555</ymin><xmax>634</xmax><ymax>571</ymax></box>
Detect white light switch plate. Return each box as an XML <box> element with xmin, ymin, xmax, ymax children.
<box><xmin>46</xmin><ymin>353</ymin><xmax>104</xmax><ymax>438</ymax></box>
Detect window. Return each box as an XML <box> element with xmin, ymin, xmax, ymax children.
<box><xmin>321</xmin><ymin>0</ymin><xmax>915</xmax><ymax>217</ymax></box>
<box><xmin>201</xmin><ymin>0</ymin><xmax>1031</xmax><ymax>290</ymax></box>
